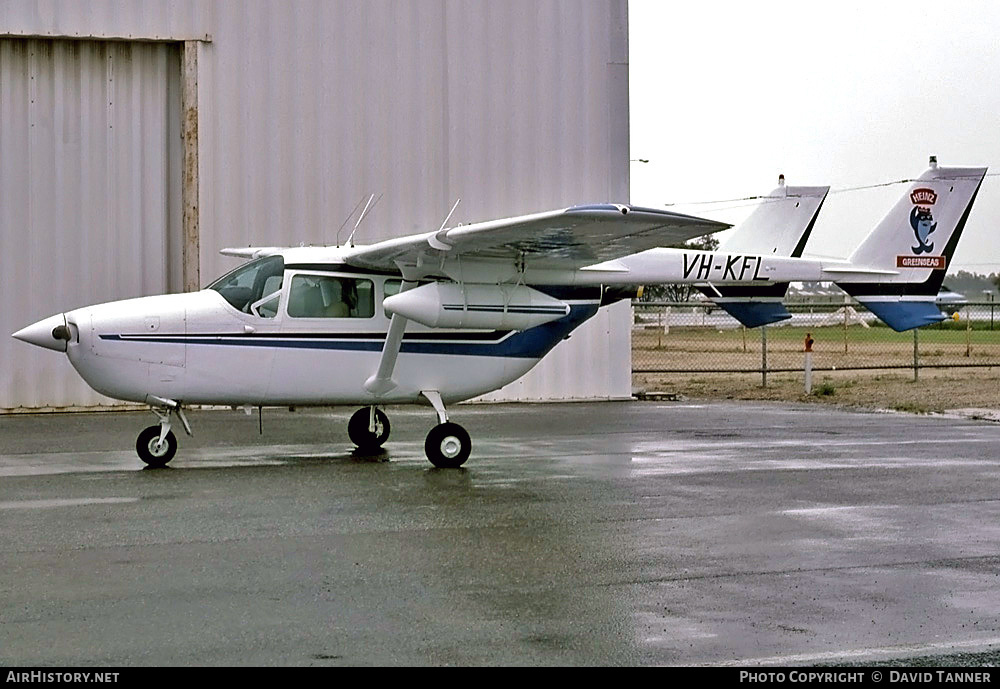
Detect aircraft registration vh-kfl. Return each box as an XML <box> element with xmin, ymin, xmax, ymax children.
<box><xmin>12</xmin><ymin>159</ymin><xmax>987</xmax><ymax>468</ymax></box>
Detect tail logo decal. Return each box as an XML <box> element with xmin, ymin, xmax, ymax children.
<box><xmin>896</xmin><ymin>255</ymin><xmax>946</xmax><ymax>269</ymax></box>
<box><xmin>909</xmin><ymin>188</ymin><xmax>938</xmax><ymax>255</ymax></box>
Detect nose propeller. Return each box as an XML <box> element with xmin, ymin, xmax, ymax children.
<box><xmin>11</xmin><ymin>314</ymin><xmax>71</xmax><ymax>352</ymax></box>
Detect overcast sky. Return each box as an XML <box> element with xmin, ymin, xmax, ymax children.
<box><xmin>629</xmin><ymin>0</ymin><xmax>1000</xmax><ymax>274</ymax></box>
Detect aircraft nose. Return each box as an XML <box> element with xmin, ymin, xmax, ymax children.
<box><xmin>11</xmin><ymin>313</ymin><xmax>71</xmax><ymax>353</ymax></box>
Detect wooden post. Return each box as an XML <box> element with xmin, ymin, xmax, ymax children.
<box><xmin>181</xmin><ymin>41</ymin><xmax>200</xmax><ymax>292</ymax></box>
<box><xmin>761</xmin><ymin>325</ymin><xmax>768</xmax><ymax>388</ymax></box>
<box><xmin>966</xmin><ymin>310</ymin><xmax>972</xmax><ymax>358</ymax></box>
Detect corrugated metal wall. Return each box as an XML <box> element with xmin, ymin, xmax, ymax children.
<box><xmin>0</xmin><ymin>38</ymin><xmax>181</xmax><ymax>408</ymax></box>
<box><xmin>2</xmin><ymin>0</ymin><xmax>631</xmax><ymax>408</ymax></box>
<box><xmin>195</xmin><ymin>0</ymin><xmax>632</xmax><ymax>402</ymax></box>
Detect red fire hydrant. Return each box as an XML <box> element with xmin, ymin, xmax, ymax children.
<box><xmin>804</xmin><ymin>332</ymin><xmax>815</xmax><ymax>393</ymax></box>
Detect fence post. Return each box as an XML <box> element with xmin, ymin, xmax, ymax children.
<box><xmin>843</xmin><ymin>295</ymin><xmax>849</xmax><ymax>354</ymax></box>
<box><xmin>913</xmin><ymin>328</ymin><xmax>919</xmax><ymax>382</ymax></box>
<box><xmin>761</xmin><ymin>325</ymin><xmax>768</xmax><ymax>388</ymax></box>
<box><xmin>966</xmin><ymin>311</ymin><xmax>972</xmax><ymax>358</ymax></box>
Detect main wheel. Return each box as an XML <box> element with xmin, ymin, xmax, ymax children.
<box><xmin>348</xmin><ymin>407</ymin><xmax>391</xmax><ymax>451</ymax></box>
<box><xmin>424</xmin><ymin>422</ymin><xmax>472</xmax><ymax>468</ymax></box>
<box><xmin>136</xmin><ymin>425</ymin><xmax>177</xmax><ymax>467</ymax></box>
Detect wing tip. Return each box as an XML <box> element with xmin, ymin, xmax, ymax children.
<box><xmin>219</xmin><ymin>247</ymin><xmax>282</xmax><ymax>259</ymax></box>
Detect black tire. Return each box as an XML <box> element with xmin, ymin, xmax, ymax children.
<box><xmin>348</xmin><ymin>407</ymin><xmax>391</xmax><ymax>451</ymax></box>
<box><xmin>424</xmin><ymin>422</ymin><xmax>472</xmax><ymax>468</ymax></box>
<box><xmin>136</xmin><ymin>425</ymin><xmax>177</xmax><ymax>467</ymax></box>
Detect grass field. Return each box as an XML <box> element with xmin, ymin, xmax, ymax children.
<box><xmin>632</xmin><ymin>323</ymin><xmax>1000</xmax><ymax>413</ymax></box>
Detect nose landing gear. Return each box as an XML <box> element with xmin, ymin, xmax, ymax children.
<box><xmin>136</xmin><ymin>425</ymin><xmax>177</xmax><ymax>467</ymax></box>
<box><xmin>136</xmin><ymin>399</ymin><xmax>192</xmax><ymax>467</ymax></box>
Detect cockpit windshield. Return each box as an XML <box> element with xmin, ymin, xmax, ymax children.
<box><xmin>207</xmin><ymin>255</ymin><xmax>285</xmax><ymax>316</ymax></box>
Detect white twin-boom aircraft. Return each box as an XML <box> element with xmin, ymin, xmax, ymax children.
<box><xmin>12</xmin><ymin>160</ymin><xmax>987</xmax><ymax>467</ymax></box>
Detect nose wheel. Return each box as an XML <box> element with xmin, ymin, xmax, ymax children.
<box><xmin>135</xmin><ymin>400</ymin><xmax>191</xmax><ymax>467</ymax></box>
<box><xmin>136</xmin><ymin>426</ymin><xmax>177</xmax><ymax>467</ymax></box>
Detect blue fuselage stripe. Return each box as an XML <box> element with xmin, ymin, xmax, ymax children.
<box><xmin>100</xmin><ymin>304</ymin><xmax>600</xmax><ymax>359</ymax></box>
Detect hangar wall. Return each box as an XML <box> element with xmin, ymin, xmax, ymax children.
<box><xmin>1</xmin><ymin>0</ymin><xmax>631</xmax><ymax>409</ymax></box>
<box><xmin>0</xmin><ymin>38</ymin><xmax>182</xmax><ymax>408</ymax></box>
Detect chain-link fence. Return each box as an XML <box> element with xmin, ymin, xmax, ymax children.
<box><xmin>633</xmin><ymin>300</ymin><xmax>1000</xmax><ymax>383</ymax></box>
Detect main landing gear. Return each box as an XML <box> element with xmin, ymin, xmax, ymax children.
<box><xmin>136</xmin><ymin>400</ymin><xmax>192</xmax><ymax>468</ymax></box>
<box><xmin>424</xmin><ymin>421</ymin><xmax>471</xmax><ymax>469</ymax></box>
<box><xmin>348</xmin><ymin>406</ymin><xmax>391</xmax><ymax>452</ymax></box>
<box><xmin>348</xmin><ymin>391</ymin><xmax>472</xmax><ymax>468</ymax></box>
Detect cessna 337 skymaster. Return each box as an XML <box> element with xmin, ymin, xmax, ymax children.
<box><xmin>12</xmin><ymin>160</ymin><xmax>987</xmax><ymax>468</ymax></box>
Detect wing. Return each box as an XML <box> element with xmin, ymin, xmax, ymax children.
<box><xmin>344</xmin><ymin>204</ymin><xmax>730</xmax><ymax>273</ymax></box>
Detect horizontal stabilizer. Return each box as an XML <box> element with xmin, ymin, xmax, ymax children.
<box><xmin>714</xmin><ymin>301</ymin><xmax>793</xmax><ymax>328</ymax></box>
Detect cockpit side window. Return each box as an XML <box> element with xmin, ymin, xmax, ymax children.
<box><xmin>287</xmin><ymin>275</ymin><xmax>374</xmax><ymax>319</ymax></box>
<box><xmin>207</xmin><ymin>256</ymin><xmax>285</xmax><ymax>317</ymax></box>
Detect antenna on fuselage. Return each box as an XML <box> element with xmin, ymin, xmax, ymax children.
<box><xmin>334</xmin><ymin>196</ymin><xmax>369</xmax><ymax>248</ymax></box>
<box><xmin>347</xmin><ymin>193</ymin><xmax>383</xmax><ymax>247</ymax></box>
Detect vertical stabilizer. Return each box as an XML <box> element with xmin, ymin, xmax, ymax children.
<box><xmin>838</xmin><ymin>159</ymin><xmax>987</xmax><ymax>331</ymax></box>
<box><xmin>699</xmin><ymin>179</ymin><xmax>829</xmax><ymax>327</ymax></box>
